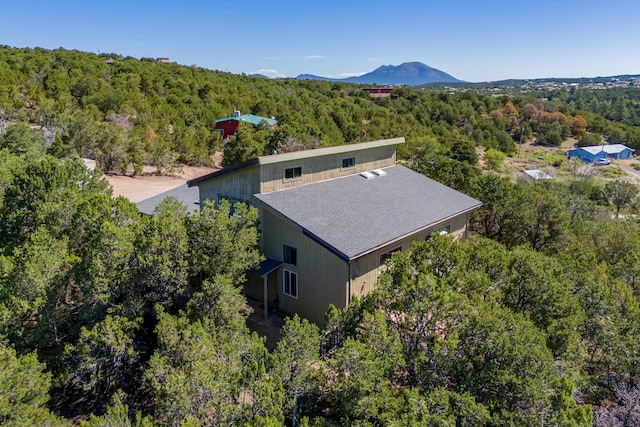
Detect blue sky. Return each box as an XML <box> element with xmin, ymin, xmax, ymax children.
<box><xmin>3</xmin><ymin>0</ymin><xmax>639</xmax><ymax>82</ymax></box>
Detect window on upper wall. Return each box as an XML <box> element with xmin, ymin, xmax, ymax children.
<box><xmin>283</xmin><ymin>269</ymin><xmax>298</xmax><ymax>298</ymax></box>
<box><xmin>216</xmin><ymin>194</ymin><xmax>247</xmax><ymax>214</ymax></box>
<box><xmin>380</xmin><ymin>246</ymin><xmax>402</xmax><ymax>267</ymax></box>
<box><xmin>341</xmin><ymin>156</ymin><xmax>356</xmax><ymax>169</ymax></box>
<box><xmin>436</xmin><ymin>225</ymin><xmax>451</xmax><ymax>235</ymax></box>
<box><xmin>283</xmin><ymin>245</ymin><xmax>297</xmax><ymax>266</ymax></box>
<box><xmin>427</xmin><ymin>224</ymin><xmax>451</xmax><ymax>240</ymax></box>
<box><xmin>284</xmin><ymin>166</ymin><xmax>302</xmax><ymax>180</ymax></box>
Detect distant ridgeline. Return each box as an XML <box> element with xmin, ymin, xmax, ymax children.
<box><xmin>296</xmin><ymin>61</ymin><xmax>464</xmax><ymax>85</ymax></box>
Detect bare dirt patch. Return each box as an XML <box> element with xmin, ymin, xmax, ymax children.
<box><xmin>502</xmin><ymin>138</ymin><xmax>576</xmax><ymax>176</ymax></box>
<box><xmin>105</xmin><ymin>165</ymin><xmax>217</xmax><ymax>203</ymax></box>
<box><xmin>104</xmin><ymin>152</ymin><xmax>222</xmax><ymax>202</ymax></box>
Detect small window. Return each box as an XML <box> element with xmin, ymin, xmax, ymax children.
<box><xmin>283</xmin><ymin>269</ymin><xmax>298</xmax><ymax>298</ymax></box>
<box><xmin>284</xmin><ymin>166</ymin><xmax>302</xmax><ymax>180</ymax></box>
<box><xmin>435</xmin><ymin>225</ymin><xmax>450</xmax><ymax>235</ymax></box>
<box><xmin>380</xmin><ymin>246</ymin><xmax>402</xmax><ymax>267</ymax></box>
<box><xmin>427</xmin><ymin>225</ymin><xmax>451</xmax><ymax>240</ymax></box>
<box><xmin>217</xmin><ymin>194</ymin><xmax>244</xmax><ymax>205</ymax></box>
<box><xmin>342</xmin><ymin>156</ymin><xmax>356</xmax><ymax>169</ymax></box>
<box><xmin>283</xmin><ymin>245</ymin><xmax>297</xmax><ymax>266</ymax></box>
<box><xmin>217</xmin><ymin>194</ymin><xmax>246</xmax><ymax>214</ymax></box>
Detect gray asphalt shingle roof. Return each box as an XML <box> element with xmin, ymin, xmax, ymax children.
<box><xmin>254</xmin><ymin>165</ymin><xmax>481</xmax><ymax>261</ymax></box>
<box><xmin>136</xmin><ymin>184</ymin><xmax>200</xmax><ymax>215</ymax></box>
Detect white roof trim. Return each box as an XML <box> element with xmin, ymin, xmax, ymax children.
<box><xmin>257</xmin><ymin>137</ymin><xmax>405</xmax><ymax>165</ymax></box>
<box><xmin>579</xmin><ymin>144</ymin><xmax>634</xmax><ymax>155</ymax></box>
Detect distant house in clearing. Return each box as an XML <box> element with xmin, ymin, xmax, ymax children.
<box><xmin>568</xmin><ymin>144</ymin><xmax>634</xmax><ymax>162</ymax></box>
<box><xmin>362</xmin><ymin>87</ymin><xmax>395</xmax><ymax>100</ymax></box>
<box><xmin>213</xmin><ymin>110</ymin><xmax>278</xmax><ymax>143</ymax></box>
<box><xmin>156</xmin><ymin>57</ymin><xmax>171</xmax><ymax>63</ymax></box>
<box><xmin>187</xmin><ymin>137</ymin><xmax>482</xmax><ymax>325</ymax></box>
<box><xmin>523</xmin><ymin>169</ymin><xmax>553</xmax><ymax>182</ymax></box>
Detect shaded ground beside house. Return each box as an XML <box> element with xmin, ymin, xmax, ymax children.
<box><xmin>245</xmin><ymin>297</ymin><xmax>287</xmax><ymax>351</ymax></box>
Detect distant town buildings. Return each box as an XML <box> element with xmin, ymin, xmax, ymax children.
<box><xmin>440</xmin><ymin>76</ymin><xmax>640</xmax><ymax>94</ymax></box>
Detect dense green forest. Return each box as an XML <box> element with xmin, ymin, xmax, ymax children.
<box><xmin>2</xmin><ymin>46</ymin><xmax>640</xmax><ymax>426</ymax></box>
<box><xmin>3</xmin><ymin>45</ymin><xmax>640</xmax><ymax>171</ymax></box>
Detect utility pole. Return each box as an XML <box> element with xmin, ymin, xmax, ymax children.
<box><xmin>518</xmin><ymin>125</ymin><xmax>524</xmax><ymax>158</ymax></box>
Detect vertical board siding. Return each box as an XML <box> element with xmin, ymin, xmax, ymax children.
<box><xmin>198</xmin><ymin>167</ymin><xmax>261</xmax><ymax>205</ymax></box>
<box><xmin>261</xmin><ymin>210</ymin><xmax>349</xmax><ymax>326</ymax></box>
<box><xmin>260</xmin><ymin>145</ymin><xmax>396</xmax><ymax>193</ymax></box>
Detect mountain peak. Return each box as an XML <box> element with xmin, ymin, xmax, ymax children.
<box><xmin>296</xmin><ymin>62</ymin><xmax>463</xmax><ymax>85</ymax></box>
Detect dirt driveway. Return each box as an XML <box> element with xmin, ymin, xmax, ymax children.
<box><xmin>614</xmin><ymin>161</ymin><xmax>640</xmax><ymax>182</ymax></box>
<box><xmin>104</xmin><ymin>165</ymin><xmax>217</xmax><ymax>202</ymax></box>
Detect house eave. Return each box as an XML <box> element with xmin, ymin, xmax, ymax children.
<box><xmin>256</xmin><ymin>196</ymin><xmax>482</xmax><ymax>263</ymax></box>
<box><xmin>187</xmin><ymin>158</ymin><xmax>260</xmax><ymax>187</ymax></box>
<box><xmin>347</xmin><ymin>203</ymin><xmax>482</xmax><ymax>261</ymax></box>
<box><xmin>257</xmin><ymin>137</ymin><xmax>405</xmax><ymax>165</ymax></box>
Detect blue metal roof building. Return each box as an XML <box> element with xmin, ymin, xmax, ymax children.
<box><xmin>567</xmin><ymin>144</ymin><xmax>634</xmax><ymax>162</ymax></box>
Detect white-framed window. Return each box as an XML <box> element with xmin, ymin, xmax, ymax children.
<box><xmin>283</xmin><ymin>245</ymin><xmax>297</xmax><ymax>266</ymax></box>
<box><xmin>380</xmin><ymin>246</ymin><xmax>402</xmax><ymax>267</ymax></box>
<box><xmin>284</xmin><ymin>166</ymin><xmax>302</xmax><ymax>180</ymax></box>
<box><xmin>283</xmin><ymin>269</ymin><xmax>298</xmax><ymax>298</ymax></box>
<box><xmin>427</xmin><ymin>224</ymin><xmax>451</xmax><ymax>240</ymax></box>
<box><xmin>435</xmin><ymin>224</ymin><xmax>451</xmax><ymax>235</ymax></box>
<box><xmin>341</xmin><ymin>156</ymin><xmax>356</xmax><ymax>169</ymax></box>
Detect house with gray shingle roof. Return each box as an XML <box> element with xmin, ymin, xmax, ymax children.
<box><xmin>187</xmin><ymin>137</ymin><xmax>481</xmax><ymax>325</ymax></box>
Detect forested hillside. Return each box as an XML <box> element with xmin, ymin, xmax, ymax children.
<box><xmin>1</xmin><ymin>46</ymin><xmax>640</xmax><ymax>426</ymax></box>
<box><xmin>3</xmin><ymin>45</ymin><xmax>640</xmax><ymax>172</ymax></box>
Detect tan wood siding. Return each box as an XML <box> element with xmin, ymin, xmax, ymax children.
<box><xmin>259</xmin><ymin>145</ymin><xmax>396</xmax><ymax>193</ymax></box>
<box><xmin>261</xmin><ymin>210</ymin><xmax>349</xmax><ymax>326</ymax></box>
<box><xmin>198</xmin><ymin>167</ymin><xmax>261</xmax><ymax>205</ymax></box>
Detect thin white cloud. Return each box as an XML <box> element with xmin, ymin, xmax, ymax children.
<box><xmin>250</xmin><ymin>69</ymin><xmax>286</xmax><ymax>78</ymax></box>
<box><xmin>303</xmin><ymin>55</ymin><xmax>325</xmax><ymax>60</ymax></box>
<box><xmin>333</xmin><ymin>72</ymin><xmax>366</xmax><ymax>78</ymax></box>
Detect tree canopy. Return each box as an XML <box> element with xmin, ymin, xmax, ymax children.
<box><xmin>1</xmin><ymin>45</ymin><xmax>640</xmax><ymax>425</ymax></box>
<box><xmin>2</xmin><ymin>46</ymin><xmax>640</xmax><ymax>174</ymax></box>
